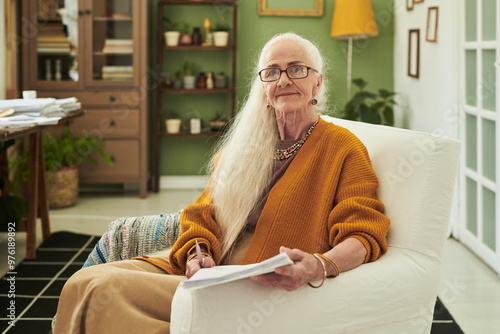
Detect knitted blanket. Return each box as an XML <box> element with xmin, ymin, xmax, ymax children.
<box><xmin>83</xmin><ymin>211</ymin><xmax>182</xmax><ymax>267</ymax></box>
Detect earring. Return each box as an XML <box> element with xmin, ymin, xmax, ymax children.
<box><xmin>311</xmin><ymin>98</ymin><xmax>318</xmax><ymax>105</ymax></box>
<box><xmin>267</xmin><ymin>104</ymin><xmax>273</xmax><ymax>111</ymax></box>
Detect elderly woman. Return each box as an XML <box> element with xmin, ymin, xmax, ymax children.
<box><xmin>54</xmin><ymin>33</ymin><xmax>390</xmax><ymax>333</ymax></box>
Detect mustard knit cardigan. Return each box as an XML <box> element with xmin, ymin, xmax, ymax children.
<box><xmin>142</xmin><ymin>119</ymin><xmax>390</xmax><ymax>275</ymax></box>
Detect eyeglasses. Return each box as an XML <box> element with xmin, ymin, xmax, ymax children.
<box><xmin>258</xmin><ymin>65</ymin><xmax>318</xmax><ymax>82</ymax></box>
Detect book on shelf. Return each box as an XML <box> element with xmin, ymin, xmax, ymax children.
<box><xmin>104</xmin><ymin>39</ymin><xmax>133</xmax><ymax>45</ymax></box>
<box><xmin>102</xmin><ymin>39</ymin><xmax>133</xmax><ymax>53</ymax></box>
<box><xmin>37</xmin><ymin>46</ymin><xmax>71</xmax><ymax>54</ymax></box>
<box><xmin>102</xmin><ymin>66</ymin><xmax>134</xmax><ymax>73</ymax></box>
<box><xmin>102</xmin><ymin>73</ymin><xmax>134</xmax><ymax>80</ymax></box>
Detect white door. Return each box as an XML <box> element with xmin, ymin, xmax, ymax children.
<box><xmin>459</xmin><ymin>0</ymin><xmax>500</xmax><ymax>275</ymax></box>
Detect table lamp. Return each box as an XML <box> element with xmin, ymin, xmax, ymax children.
<box><xmin>331</xmin><ymin>0</ymin><xmax>378</xmax><ymax>99</ymax></box>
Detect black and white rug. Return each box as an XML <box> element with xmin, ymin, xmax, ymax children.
<box><xmin>0</xmin><ymin>232</ymin><xmax>464</xmax><ymax>333</ymax></box>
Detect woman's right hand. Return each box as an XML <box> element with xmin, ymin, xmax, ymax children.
<box><xmin>185</xmin><ymin>257</ymin><xmax>216</xmax><ymax>279</ymax></box>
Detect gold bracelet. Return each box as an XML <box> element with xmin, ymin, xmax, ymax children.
<box><xmin>308</xmin><ymin>254</ymin><xmax>327</xmax><ymax>288</ymax></box>
<box><xmin>315</xmin><ymin>253</ymin><xmax>340</xmax><ymax>277</ymax></box>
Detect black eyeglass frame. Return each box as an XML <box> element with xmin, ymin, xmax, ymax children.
<box><xmin>258</xmin><ymin>65</ymin><xmax>319</xmax><ymax>82</ymax></box>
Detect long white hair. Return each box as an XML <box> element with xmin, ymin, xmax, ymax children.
<box><xmin>208</xmin><ymin>32</ymin><xmax>328</xmax><ymax>262</ymax></box>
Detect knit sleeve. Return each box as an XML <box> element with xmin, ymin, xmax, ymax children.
<box><xmin>327</xmin><ymin>140</ymin><xmax>390</xmax><ymax>263</ymax></box>
<box><xmin>168</xmin><ymin>187</ymin><xmax>223</xmax><ymax>274</ymax></box>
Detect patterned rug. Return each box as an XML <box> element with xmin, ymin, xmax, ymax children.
<box><xmin>0</xmin><ymin>232</ymin><xmax>464</xmax><ymax>333</ymax></box>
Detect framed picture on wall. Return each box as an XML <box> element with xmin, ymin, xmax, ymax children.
<box><xmin>426</xmin><ymin>6</ymin><xmax>439</xmax><ymax>42</ymax></box>
<box><xmin>408</xmin><ymin>29</ymin><xmax>420</xmax><ymax>78</ymax></box>
<box><xmin>258</xmin><ymin>0</ymin><xmax>324</xmax><ymax>17</ymax></box>
<box><xmin>406</xmin><ymin>0</ymin><xmax>414</xmax><ymax>11</ymax></box>
<box><xmin>414</xmin><ymin>0</ymin><xmax>424</xmax><ymax>3</ymax></box>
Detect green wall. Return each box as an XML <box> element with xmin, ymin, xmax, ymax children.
<box><xmin>153</xmin><ymin>0</ymin><xmax>394</xmax><ymax>176</ymax></box>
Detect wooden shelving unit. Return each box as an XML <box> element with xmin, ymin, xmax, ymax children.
<box><xmin>154</xmin><ymin>0</ymin><xmax>237</xmax><ymax>192</ymax></box>
<box><xmin>22</xmin><ymin>0</ymin><xmax>150</xmax><ymax>197</ymax></box>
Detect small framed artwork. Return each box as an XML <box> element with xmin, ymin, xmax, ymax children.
<box><xmin>258</xmin><ymin>0</ymin><xmax>324</xmax><ymax>17</ymax></box>
<box><xmin>426</xmin><ymin>6</ymin><xmax>439</xmax><ymax>42</ymax></box>
<box><xmin>408</xmin><ymin>29</ymin><xmax>420</xmax><ymax>78</ymax></box>
<box><xmin>414</xmin><ymin>0</ymin><xmax>424</xmax><ymax>3</ymax></box>
<box><xmin>406</xmin><ymin>0</ymin><xmax>414</xmax><ymax>11</ymax></box>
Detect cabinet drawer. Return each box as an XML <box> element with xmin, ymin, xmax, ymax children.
<box><xmin>37</xmin><ymin>91</ymin><xmax>141</xmax><ymax>107</ymax></box>
<box><xmin>79</xmin><ymin>140</ymin><xmax>140</xmax><ymax>182</ymax></box>
<box><xmin>70</xmin><ymin>109</ymin><xmax>139</xmax><ymax>139</ymax></box>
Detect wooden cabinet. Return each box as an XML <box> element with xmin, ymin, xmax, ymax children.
<box><xmin>154</xmin><ymin>0</ymin><xmax>237</xmax><ymax>191</ymax></box>
<box><xmin>22</xmin><ymin>0</ymin><xmax>149</xmax><ymax>197</ymax></box>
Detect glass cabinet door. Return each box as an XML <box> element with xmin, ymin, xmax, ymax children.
<box><xmin>32</xmin><ymin>0</ymin><xmax>83</xmax><ymax>88</ymax></box>
<box><xmin>87</xmin><ymin>0</ymin><xmax>137</xmax><ymax>86</ymax></box>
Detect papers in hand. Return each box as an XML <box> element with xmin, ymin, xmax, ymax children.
<box><xmin>181</xmin><ymin>252</ymin><xmax>293</xmax><ymax>290</ymax></box>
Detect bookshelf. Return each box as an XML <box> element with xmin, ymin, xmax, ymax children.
<box><xmin>154</xmin><ymin>0</ymin><xmax>237</xmax><ymax>192</ymax></box>
<box><xmin>22</xmin><ymin>0</ymin><xmax>150</xmax><ymax>197</ymax></box>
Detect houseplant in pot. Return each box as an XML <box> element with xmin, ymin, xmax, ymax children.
<box><xmin>165</xmin><ymin>111</ymin><xmax>182</xmax><ymax>134</ymax></box>
<box><xmin>183</xmin><ymin>61</ymin><xmax>196</xmax><ymax>89</ymax></box>
<box><xmin>213</xmin><ymin>22</ymin><xmax>230</xmax><ymax>47</ymax></box>
<box><xmin>209</xmin><ymin>112</ymin><xmax>229</xmax><ymax>132</ymax></box>
<box><xmin>340</xmin><ymin>78</ymin><xmax>396</xmax><ymax>126</ymax></box>
<box><xmin>179</xmin><ymin>23</ymin><xmax>192</xmax><ymax>45</ymax></box>
<box><xmin>10</xmin><ymin>127</ymin><xmax>113</xmax><ymax>209</ymax></box>
<box><xmin>163</xmin><ymin>17</ymin><xmax>180</xmax><ymax>47</ymax></box>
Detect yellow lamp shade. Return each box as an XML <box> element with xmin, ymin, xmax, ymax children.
<box><xmin>331</xmin><ymin>0</ymin><xmax>379</xmax><ymax>40</ymax></box>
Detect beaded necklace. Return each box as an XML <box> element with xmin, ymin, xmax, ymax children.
<box><xmin>274</xmin><ymin>121</ymin><xmax>318</xmax><ymax>160</ymax></box>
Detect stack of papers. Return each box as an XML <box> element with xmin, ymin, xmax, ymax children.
<box><xmin>181</xmin><ymin>252</ymin><xmax>293</xmax><ymax>290</ymax></box>
<box><xmin>0</xmin><ymin>97</ymin><xmax>81</xmax><ymax>129</ymax></box>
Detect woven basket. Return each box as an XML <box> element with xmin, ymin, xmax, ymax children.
<box><xmin>47</xmin><ymin>166</ymin><xmax>79</xmax><ymax>209</ymax></box>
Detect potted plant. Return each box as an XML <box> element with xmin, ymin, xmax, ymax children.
<box><xmin>213</xmin><ymin>22</ymin><xmax>230</xmax><ymax>47</ymax></box>
<box><xmin>9</xmin><ymin>127</ymin><xmax>113</xmax><ymax>209</ymax></box>
<box><xmin>163</xmin><ymin>17</ymin><xmax>180</xmax><ymax>47</ymax></box>
<box><xmin>209</xmin><ymin>112</ymin><xmax>229</xmax><ymax>132</ymax></box>
<box><xmin>165</xmin><ymin>111</ymin><xmax>182</xmax><ymax>134</ymax></box>
<box><xmin>340</xmin><ymin>78</ymin><xmax>396</xmax><ymax>126</ymax></box>
<box><xmin>179</xmin><ymin>23</ymin><xmax>192</xmax><ymax>45</ymax></box>
<box><xmin>183</xmin><ymin>61</ymin><xmax>196</xmax><ymax>89</ymax></box>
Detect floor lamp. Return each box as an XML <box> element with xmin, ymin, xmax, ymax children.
<box><xmin>331</xmin><ymin>0</ymin><xmax>378</xmax><ymax>100</ymax></box>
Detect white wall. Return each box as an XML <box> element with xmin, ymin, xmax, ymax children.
<box><xmin>0</xmin><ymin>0</ymin><xmax>6</xmax><ymax>100</ymax></box>
<box><xmin>394</xmin><ymin>0</ymin><xmax>459</xmax><ymax>139</ymax></box>
<box><xmin>393</xmin><ymin>0</ymin><xmax>460</xmax><ymax>236</ymax></box>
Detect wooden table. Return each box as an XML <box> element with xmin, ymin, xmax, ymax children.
<box><xmin>0</xmin><ymin>110</ymin><xmax>84</xmax><ymax>259</ymax></box>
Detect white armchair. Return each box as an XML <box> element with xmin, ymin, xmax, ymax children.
<box><xmin>171</xmin><ymin>115</ymin><xmax>461</xmax><ymax>334</ymax></box>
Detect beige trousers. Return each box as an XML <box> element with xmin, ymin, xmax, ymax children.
<box><xmin>54</xmin><ymin>230</ymin><xmax>253</xmax><ymax>334</ymax></box>
<box><xmin>53</xmin><ymin>259</ymin><xmax>186</xmax><ymax>334</ymax></box>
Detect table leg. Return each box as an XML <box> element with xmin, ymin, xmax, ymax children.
<box><xmin>0</xmin><ymin>151</ymin><xmax>10</xmax><ymax>196</ymax></box>
<box><xmin>38</xmin><ymin>132</ymin><xmax>51</xmax><ymax>240</ymax></box>
<box><xmin>26</xmin><ymin>131</ymin><xmax>40</xmax><ymax>260</ymax></box>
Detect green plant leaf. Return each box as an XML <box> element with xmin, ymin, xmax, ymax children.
<box><xmin>352</xmin><ymin>78</ymin><xmax>367</xmax><ymax>90</ymax></box>
<box><xmin>383</xmin><ymin>106</ymin><xmax>395</xmax><ymax>126</ymax></box>
<box><xmin>359</xmin><ymin>104</ymin><xmax>381</xmax><ymax>124</ymax></box>
<box><xmin>378</xmin><ymin>89</ymin><xmax>396</xmax><ymax>99</ymax></box>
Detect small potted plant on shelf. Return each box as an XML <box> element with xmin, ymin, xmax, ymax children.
<box><xmin>165</xmin><ymin>111</ymin><xmax>182</xmax><ymax>134</ymax></box>
<box><xmin>163</xmin><ymin>17</ymin><xmax>180</xmax><ymax>47</ymax></box>
<box><xmin>9</xmin><ymin>127</ymin><xmax>113</xmax><ymax>209</ymax></box>
<box><xmin>340</xmin><ymin>78</ymin><xmax>396</xmax><ymax>126</ymax></box>
<box><xmin>209</xmin><ymin>112</ymin><xmax>229</xmax><ymax>132</ymax></box>
<box><xmin>183</xmin><ymin>61</ymin><xmax>196</xmax><ymax>89</ymax></box>
<box><xmin>213</xmin><ymin>22</ymin><xmax>230</xmax><ymax>47</ymax></box>
<box><xmin>179</xmin><ymin>22</ymin><xmax>192</xmax><ymax>45</ymax></box>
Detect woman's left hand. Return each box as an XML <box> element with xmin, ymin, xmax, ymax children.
<box><xmin>250</xmin><ymin>246</ymin><xmax>323</xmax><ymax>291</ymax></box>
